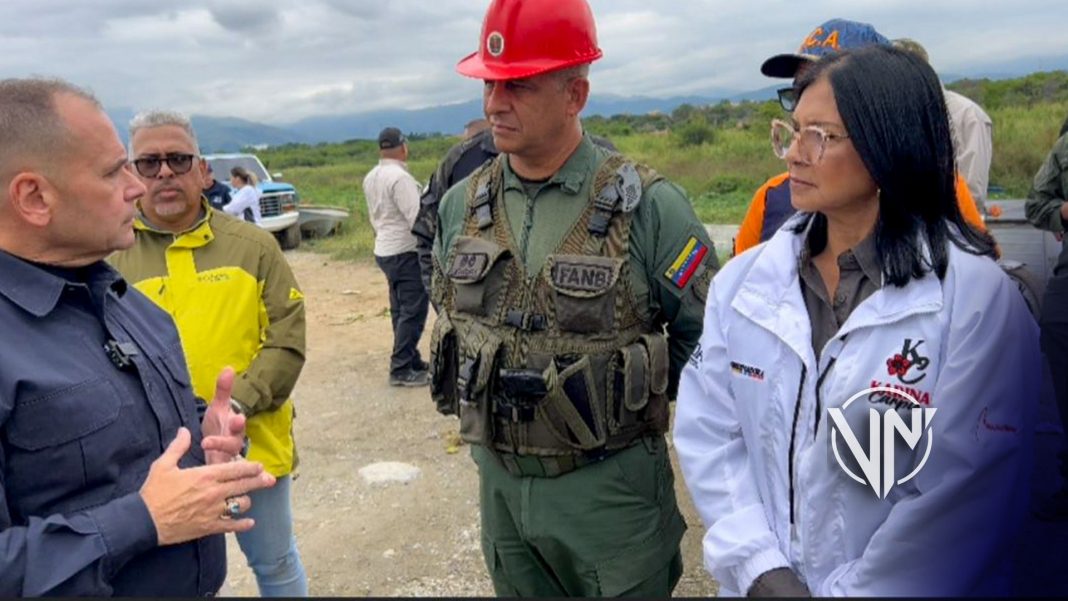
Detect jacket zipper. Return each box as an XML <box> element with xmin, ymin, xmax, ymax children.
<box><xmin>813</xmin><ymin>357</ymin><xmax>837</xmax><ymax>437</ymax></box>
<box><xmin>793</xmin><ymin>339</ymin><xmax>844</xmax><ymax>529</ymax></box>
<box><xmin>813</xmin><ymin>333</ymin><xmax>847</xmax><ymax>437</ymax></box>
<box><xmin>788</xmin><ymin>364</ymin><xmax>807</xmax><ymax>525</ymax></box>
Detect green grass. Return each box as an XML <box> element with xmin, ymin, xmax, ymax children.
<box><xmin>259</xmin><ymin>72</ymin><xmax>1068</xmax><ymax>261</ymax></box>
<box><xmin>988</xmin><ymin>100</ymin><xmax>1068</xmax><ymax>195</ymax></box>
<box><xmin>269</xmin><ymin>148</ymin><xmax>446</xmax><ymax>262</ymax></box>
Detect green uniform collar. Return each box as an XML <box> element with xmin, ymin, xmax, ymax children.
<box><xmin>501</xmin><ymin>134</ymin><xmax>598</xmax><ymax>196</ymax></box>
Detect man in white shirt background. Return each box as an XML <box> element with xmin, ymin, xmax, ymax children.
<box><xmin>363</xmin><ymin>127</ymin><xmax>429</xmax><ymax>387</ymax></box>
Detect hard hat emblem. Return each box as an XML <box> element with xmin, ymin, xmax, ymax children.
<box><xmin>486</xmin><ymin>31</ymin><xmax>505</xmax><ymax>57</ymax></box>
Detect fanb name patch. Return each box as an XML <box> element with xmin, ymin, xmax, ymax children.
<box><xmin>448</xmin><ymin>253</ymin><xmax>489</xmax><ymax>281</ymax></box>
<box><xmin>665</xmin><ymin>236</ymin><xmax>708</xmax><ymax>288</ymax></box>
<box><xmin>552</xmin><ymin>261</ymin><xmax>614</xmax><ymax>292</ymax></box>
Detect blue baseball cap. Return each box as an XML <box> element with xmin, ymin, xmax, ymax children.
<box><xmin>761</xmin><ymin>18</ymin><xmax>891</xmax><ymax>78</ymax></box>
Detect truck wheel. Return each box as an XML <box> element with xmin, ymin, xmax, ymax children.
<box><xmin>278</xmin><ymin>222</ymin><xmax>302</xmax><ymax>250</ymax></box>
<box><xmin>1001</xmin><ymin>263</ymin><xmax>1042</xmax><ymax>320</ymax></box>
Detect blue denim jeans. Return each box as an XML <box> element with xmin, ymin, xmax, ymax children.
<box><xmin>234</xmin><ymin>475</ymin><xmax>308</xmax><ymax>596</ymax></box>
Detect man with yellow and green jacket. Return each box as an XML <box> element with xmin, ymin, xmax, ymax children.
<box><xmin>109</xmin><ymin>110</ymin><xmax>308</xmax><ymax>597</ymax></box>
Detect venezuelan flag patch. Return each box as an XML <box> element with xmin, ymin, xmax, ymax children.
<box><xmin>664</xmin><ymin>236</ymin><xmax>708</xmax><ymax>289</ymax></box>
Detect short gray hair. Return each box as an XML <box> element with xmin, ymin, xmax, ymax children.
<box><xmin>0</xmin><ymin>77</ymin><xmax>100</xmax><ymax>178</ymax></box>
<box><xmin>892</xmin><ymin>38</ymin><xmax>930</xmax><ymax>64</ymax></box>
<box><xmin>552</xmin><ymin>64</ymin><xmax>591</xmax><ymax>89</ymax></box>
<box><xmin>128</xmin><ymin>110</ymin><xmax>200</xmax><ymax>155</ymax></box>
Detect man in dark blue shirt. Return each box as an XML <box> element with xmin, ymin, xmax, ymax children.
<box><xmin>0</xmin><ymin>77</ymin><xmax>276</xmax><ymax>596</ymax></box>
<box><xmin>203</xmin><ymin>162</ymin><xmax>233</xmax><ymax>210</ymax></box>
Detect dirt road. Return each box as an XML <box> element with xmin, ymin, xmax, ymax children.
<box><xmin>221</xmin><ymin>250</ymin><xmax>719</xmax><ymax>597</ymax></box>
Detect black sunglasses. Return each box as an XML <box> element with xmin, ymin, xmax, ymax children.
<box><xmin>777</xmin><ymin>86</ymin><xmax>799</xmax><ymax>113</ymax></box>
<box><xmin>132</xmin><ymin>153</ymin><xmax>196</xmax><ymax>178</ymax></box>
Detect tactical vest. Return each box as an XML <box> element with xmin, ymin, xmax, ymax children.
<box><xmin>429</xmin><ymin>153</ymin><xmax>672</xmax><ymax>465</ymax></box>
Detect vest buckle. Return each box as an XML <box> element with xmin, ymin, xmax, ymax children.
<box><xmin>504</xmin><ymin>309</ymin><xmax>547</xmax><ymax>331</ymax></box>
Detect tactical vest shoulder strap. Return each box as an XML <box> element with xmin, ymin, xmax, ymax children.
<box><xmin>463</xmin><ymin>155</ymin><xmax>505</xmax><ymax>239</ymax></box>
<box><xmin>581</xmin><ymin>154</ymin><xmax>665</xmax><ymax>255</ymax></box>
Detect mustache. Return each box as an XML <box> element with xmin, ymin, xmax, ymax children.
<box><xmin>151</xmin><ymin>183</ymin><xmax>186</xmax><ymax>195</ymax></box>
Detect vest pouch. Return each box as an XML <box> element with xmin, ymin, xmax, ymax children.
<box><xmin>608</xmin><ymin>343</ymin><xmax>650</xmax><ymax>435</ymax></box>
<box><xmin>640</xmin><ymin>333</ymin><xmax>670</xmax><ymax>395</ymax></box>
<box><xmin>448</xmin><ymin>236</ymin><xmax>511</xmax><ymax>318</ymax></box>
<box><xmin>546</xmin><ymin>255</ymin><xmax>623</xmax><ymax>334</ymax></box>
<box><xmin>536</xmin><ymin>355</ymin><xmax>607</xmax><ymax>451</ymax></box>
<box><xmin>429</xmin><ymin>312</ymin><xmax>459</xmax><ymax>416</ymax></box>
<box><xmin>638</xmin><ymin>333</ymin><xmax>671</xmax><ymax>435</ymax></box>
<box><xmin>457</xmin><ymin>328</ymin><xmax>502</xmax><ymax>445</ymax></box>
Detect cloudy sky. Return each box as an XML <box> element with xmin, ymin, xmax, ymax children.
<box><xmin>2</xmin><ymin>0</ymin><xmax>1065</xmax><ymax>124</ymax></box>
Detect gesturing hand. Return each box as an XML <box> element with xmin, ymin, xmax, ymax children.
<box><xmin>201</xmin><ymin>366</ymin><xmax>246</xmax><ymax>464</ymax></box>
<box><xmin>140</xmin><ymin>427</ymin><xmax>276</xmax><ymax>546</ymax></box>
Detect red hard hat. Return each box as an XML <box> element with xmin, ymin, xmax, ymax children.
<box><xmin>456</xmin><ymin>0</ymin><xmax>603</xmax><ymax>81</ymax></box>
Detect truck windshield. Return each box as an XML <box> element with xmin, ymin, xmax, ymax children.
<box><xmin>206</xmin><ymin>156</ymin><xmax>270</xmax><ymax>183</ymax></box>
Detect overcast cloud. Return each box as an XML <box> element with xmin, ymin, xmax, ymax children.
<box><xmin>2</xmin><ymin>0</ymin><xmax>1065</xmax><ymax>123</ymax></box>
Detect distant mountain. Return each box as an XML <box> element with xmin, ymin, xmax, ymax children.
<box><xmin>948</xmin><ymin>54</ymin><xmax>1068</xmax><ymax>82</ymax></box>
<box><xmin>102</xmin><ymin>63</ymin><xmax>1068</xmax><ymax>151</ymax></box>
<box><xmin>725</xmin><ymin>84</ymin><xmax>781</xmax><ymax>103</ymax></box>
<box><xmin>189</xmin><ymin>117</ymin><xmax>309</xmax><ymax>153</ymax></box>
<box><xmin>285</xmin><ymin>100</ymin><xmax>484</xmax><ymax>143</ymax></box>
<box><xmin>279</xmin><ymin>93</ymin><xmax>737</xmax><ymax>143</ymax></box>
<box><xmin>105</xmin><ymin>107</ymin><xmax>136</xmax><ymax>140</ymax></box>
<box><xmin>585</xmin><ymin>91</ymin><xmax>739</xmax><ymax>117</ymax></box>
<box><xmin>108</xmin><ymin>107</ymin><xmax>309</xmax><ymax>153</ymax></box>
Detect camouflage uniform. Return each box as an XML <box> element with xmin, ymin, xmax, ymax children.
<box><xmin>414</xmin><ymin>129</ymin><xmax>616</xmax><ymax>297</ymax></box>
<box><xmin>430</xmin><ymin>134</ymin><xmax>716</xmax><ymax>596</ymax></box>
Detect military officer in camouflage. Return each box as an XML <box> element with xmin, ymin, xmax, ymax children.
<box><xmin>429</xmin><ymin>0</ymin><xmax>718</xmax><ymax>596</ymax></box>
<box><xmin>412</xmin><ymin>121</ymin><xmax>616</xmax><ymax>299</ymax></box>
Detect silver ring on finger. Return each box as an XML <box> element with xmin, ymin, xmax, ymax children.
<box><xmin>222</xmin><ymin>497</ymin><xmax>241</xmax><ymax>520</ymax></box>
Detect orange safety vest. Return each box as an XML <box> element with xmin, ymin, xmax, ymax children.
<box><xmin>734</xmin><ymin>172</ymin><xmax>987</xmax><ymax>256</ymax></box>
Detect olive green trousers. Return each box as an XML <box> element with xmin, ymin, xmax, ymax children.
<box><xmin>472</xmin><ymin>437</ymin><xmax>686</xmax><ymax>597</ymax></box>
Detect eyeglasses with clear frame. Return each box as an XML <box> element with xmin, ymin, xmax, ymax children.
<box><xmin>770</xmin><ymin>118</ymin><xmax>850</xmax><ymax>164</ymax></box>
<box><xmin>131</xmin><ymin>153</ymin><xmax>196</xmax><ymax>178</ymax></box>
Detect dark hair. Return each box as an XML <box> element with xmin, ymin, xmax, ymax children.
<box><xmin>792</xmin><ymin>45</ymin><xmax>996</xmax><ymax>287</ymax></box>
<box><xmin>1059</xmin><ymin>113</ymin><xmax>1068</xmax><ymax>138</ymax></box>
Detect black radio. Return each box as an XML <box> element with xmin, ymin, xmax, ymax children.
<box><xmin>104</xmin><ymin>339</ymin><xmax>140</xmax><ymax>371</ymax></box>
<box><xmin>496</xmin><ymin>368</ymin><xmax>548</xmax><ymax>422</ymax></box>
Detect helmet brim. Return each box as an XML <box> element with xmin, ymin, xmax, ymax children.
<box><xmin>455</xmin><ymin>51</ymin><xmax>603</xmax><ymax>81</ymax></box>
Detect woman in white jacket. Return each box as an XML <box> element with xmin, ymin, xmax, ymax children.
<box><xmin>224</xmin><ymin>166</ymin><xmax>263</xmax><ymax>225</ymax></box>
<box><xmin>674</xmin><ymin>46</ymin><xmax>1040</xmax><ymax>597</ymax></box>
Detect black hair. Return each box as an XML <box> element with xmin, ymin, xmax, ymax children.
<box><xmin>791</xmin><ymin>45</ymin><xmax>996</xmax><ymax>287</ymax></box>
<box><xmin>1059</xmin><ymin>113</ymin><xmax>1068</xmax><ymax>138</ymax></box>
